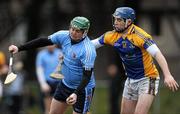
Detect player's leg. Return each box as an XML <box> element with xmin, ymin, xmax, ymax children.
<box><xmin>44</xmin><ymin>96</ymin><xmax>52</xmax><ymax>114</ymax></box>
<box><xmin>134</xmin><ymin>94</ymin><xmax>154</xmax><ymax>114</ymax></box>
<box><xmin>45</xmin><ymin>82</ymin><xmax>59</xmax><ymax>114</ymax></box>
<box><xmin>134</xmin><ymin>77</ymin><xmax>159</xmax><ymax>114</ymax></box>
<box><xmin>121</xmin><ymin>78</ymin><xmax>138</xmax><ymax>114</ymax></box>
<box><xmin>121</xmin><ymin>97</ymin><xmax>137</xmax><ymax>114</ymax></box>
<box><xmin>49</xmin><ymin>81</ymin><xmax>73</xmax><ymax>114</ymax></box>
<box><xmin>49</xmin><ymin>98</ymin><xmax>68</xmax><ymax>114</ymax></box>
<box><xmin>72</xmin><ymin>87</ymin><xmax>95</xmax><ymax>114</ymax></box>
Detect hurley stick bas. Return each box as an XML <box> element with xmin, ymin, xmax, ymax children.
<box><xmin>4</xmin><ymin>53</ymin><xmax>17</xmax><ymax>84</ymax></box>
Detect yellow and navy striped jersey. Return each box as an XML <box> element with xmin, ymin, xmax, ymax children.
<box><xmin>98</xmin><ymin>24</ymin><xmax>159</xmax><ymax>79</ymax></box>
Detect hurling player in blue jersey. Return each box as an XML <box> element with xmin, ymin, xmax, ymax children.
<box><xmin>36</xmin><ymin>45</ymin><xmax>63</xmax><ymax>114</ymax></box>
<box><xmin>9</xmin><ymin>16</ymin><xmax>96</xmax><ymax>114</ymax></box>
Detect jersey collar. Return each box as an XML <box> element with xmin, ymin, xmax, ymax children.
<box><xmin>127</xmin><ymin>24</ymin><xmax>135</xmax><ymax>35</ymax></box>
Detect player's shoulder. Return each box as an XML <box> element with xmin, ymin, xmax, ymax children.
<box><xmin>84</xmin><ymin>37</ymin><xmax>96</xmax><ymax>48</ymax></box>
<box><xmin>102</xmin><ymin>30</ymin><xmax>120</xmax><ymax>45</ymax></box>
<box><xmin>50</xmin><ymin>30</ymin><xmax>70</xmax><ymax>44</ymax></box>
<box><xmin>133</xmin><ymin>25</ymin><xmax>152</xmax><ymax>39</ymax></box>
<box><xmin>36</xmin><ymin>50</ymin><xmax>48</xmax><ymax>61</ymax></box>
<box><xmin>55</xmin><ymin>30</ymin><xmax>69</xmax><ymax>36</ymax></box>
<box><xmin>82</xmin><ymin>38</ymin><xmax>96</xmax><ymax>53</ymax></box>
<box><xmin>37</xmin><ymin>49</ymin><xmax>48</xmax><ymax>56</ymax></box>
<box><xmin>104</xmin><ymin>30</ymin><xmax>117</xmax><ymax>37</ymax></box>
<box><xmin>103</xmin><ymin>30</ymin><xmax>120</xmax><ymax>41</ymax></box>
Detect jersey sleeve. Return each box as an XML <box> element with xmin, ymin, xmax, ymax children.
<box><xmin>91</xmin><ymin>38</ymin><xmax>104</xmax><ymax>49</ymax></box>
<box><xmin>98</xmin><ymin>35</ymin><xmax>105</xmax><ymax>45</ymax></box>
<box><xmin>48</xmin><ymin>31</ymin><xmax>65</xmax><ymax>45</ymax></box>
<box><xmin>80</xmin><ymin>46</ymin><xmax>96</xmax><ymax>70</ymax></box>
<box><xmin>143</xmin><ymin>37</ymin><xmax>157</xmax><ymax>49</ymax></box>
<box><xmin>99</xmin><ymin>31</ymin><xmax>120</xmax><ymax>46</ymax></box>
<box><xmin>98</xmin><ymin>32</ymin><xmax>112</xmax><ymax>45</ymax></box>
<box><xmin>135</xmin><ymin>34</ymin><xmax>157</xmax><ymax>50</ymax></box>
<box><xmin>146</xmin><ymin>44</ymin><xmax>160</xmax><ymax>57</ymax></box>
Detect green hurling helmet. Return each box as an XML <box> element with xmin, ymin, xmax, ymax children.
<box><xmin>70</xmin><ymin>16</ymin><xmax>90</xmax><ymax>31</ymax></box>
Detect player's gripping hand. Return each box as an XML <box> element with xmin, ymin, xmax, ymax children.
<box><xmin>9</xmin><ymin>45</ymin><xmax>18</xmax><ymax>54</ymax></box>
<box><xmin>66</xmin><ymin>93</ymin><xmax>77</xmax><ymax>105</ymax></box>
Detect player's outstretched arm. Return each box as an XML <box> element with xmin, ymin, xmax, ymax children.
<box><xmin>146</xmin><ymin>44</ymin><xmax>179</xmax><ymax>92</ymax></box>
<box><xmin>9</xmin><ymin>38</ymin><xmax>54</xmax><ymax>54</ymax></box>
<box><xmin>36</xmin><ymin>66</ymin><xmax>51</xmax><ymax>93</ymax></box>
<box><xmin>91</xmin><ymin>38</ymin><xmax>103</xmax><ymax>49</ymax></box>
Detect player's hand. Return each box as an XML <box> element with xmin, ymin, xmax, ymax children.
<box><xmin>164</xmin><ymin>74</ymin><xmax>179</xmax><ymax>92</ymax></box>
<box><xmin>41</xmin><ymin>83</ymin><xmax>51</xmax><ymax>93</ymax></box>
<box><xmin>9</xmin><ymin>45</ymin><xmax>18</xmax><ymax>54</ymax></box>
<box><xmin>66</xmin><ymin>93</ymin><xmax>77</xmax><ymax>105</ymax></box>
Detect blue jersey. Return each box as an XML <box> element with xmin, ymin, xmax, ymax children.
<box><xmin>36</xmin><ymin>48</ymin><xmax>62</xmax><ymax>84</ymax></box>
<box><xmin>49</xmin><ymin>30</ymin><xmax>96</xmax><ymax>89</ymax></box>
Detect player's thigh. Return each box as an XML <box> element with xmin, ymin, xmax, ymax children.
<box><xmin>134</xmin><ymin>77</ymin><xmax>159</xmax><ymax>114</ymax></box>
<box><xmin>49</xmin><ymin>98</ymin><xmax>68</xmax><ymax>114</ymax></box>
<box><xmin>121</xmin><ymin>78</ymin><xmax>138</xmax><ymax>114</ymax></box>
<box><xmin>135</xmin><ymin>94</ymin><xmax>154</xmax><ymax>114</ymax></box>
<box><xmin>50</xmin><ymin>81</ymin><xmax>74</xmax><ymax>114</ymax></box>
<box><xmin>121</xmin><ymin>97</ymin><xmax>137</xmax><ymax>114</ymax></box>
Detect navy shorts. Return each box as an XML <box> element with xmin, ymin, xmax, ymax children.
<box><xmin>54</xmin><ymin>81</ymin><xmax>95</xmax><ymax>113</ymax></box>
<box><xmin>47</xmin><ymin>80</ymin><xmax>59</xmax><ymax>96</ymax></box>
<box><xmin>41</xmin><ymin>80</ymin><xmax>59</xmax><ymax>97</ymax></box>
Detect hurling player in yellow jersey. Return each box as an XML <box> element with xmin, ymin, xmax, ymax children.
<box><xmin>92</xmin><ymin>7</ymin><xmax>179</xmax><ymax>114</ymax></box>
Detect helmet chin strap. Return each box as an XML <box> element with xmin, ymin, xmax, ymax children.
<box><xmin>125</xmin><ymin>19</ymin><xmax>128</xmax><ymax>28</ymax></box>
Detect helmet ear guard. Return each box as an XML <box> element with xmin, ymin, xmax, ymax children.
<box><xmin>125</xmin><ymin>19</ymin><xmax>132</xmax><ymax>28</ymax></box>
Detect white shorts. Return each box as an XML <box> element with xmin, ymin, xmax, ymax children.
<box><xmin>123</xmin><ymin>77</ymin><xmax>160</xmax><ymax>100</ymax></box>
